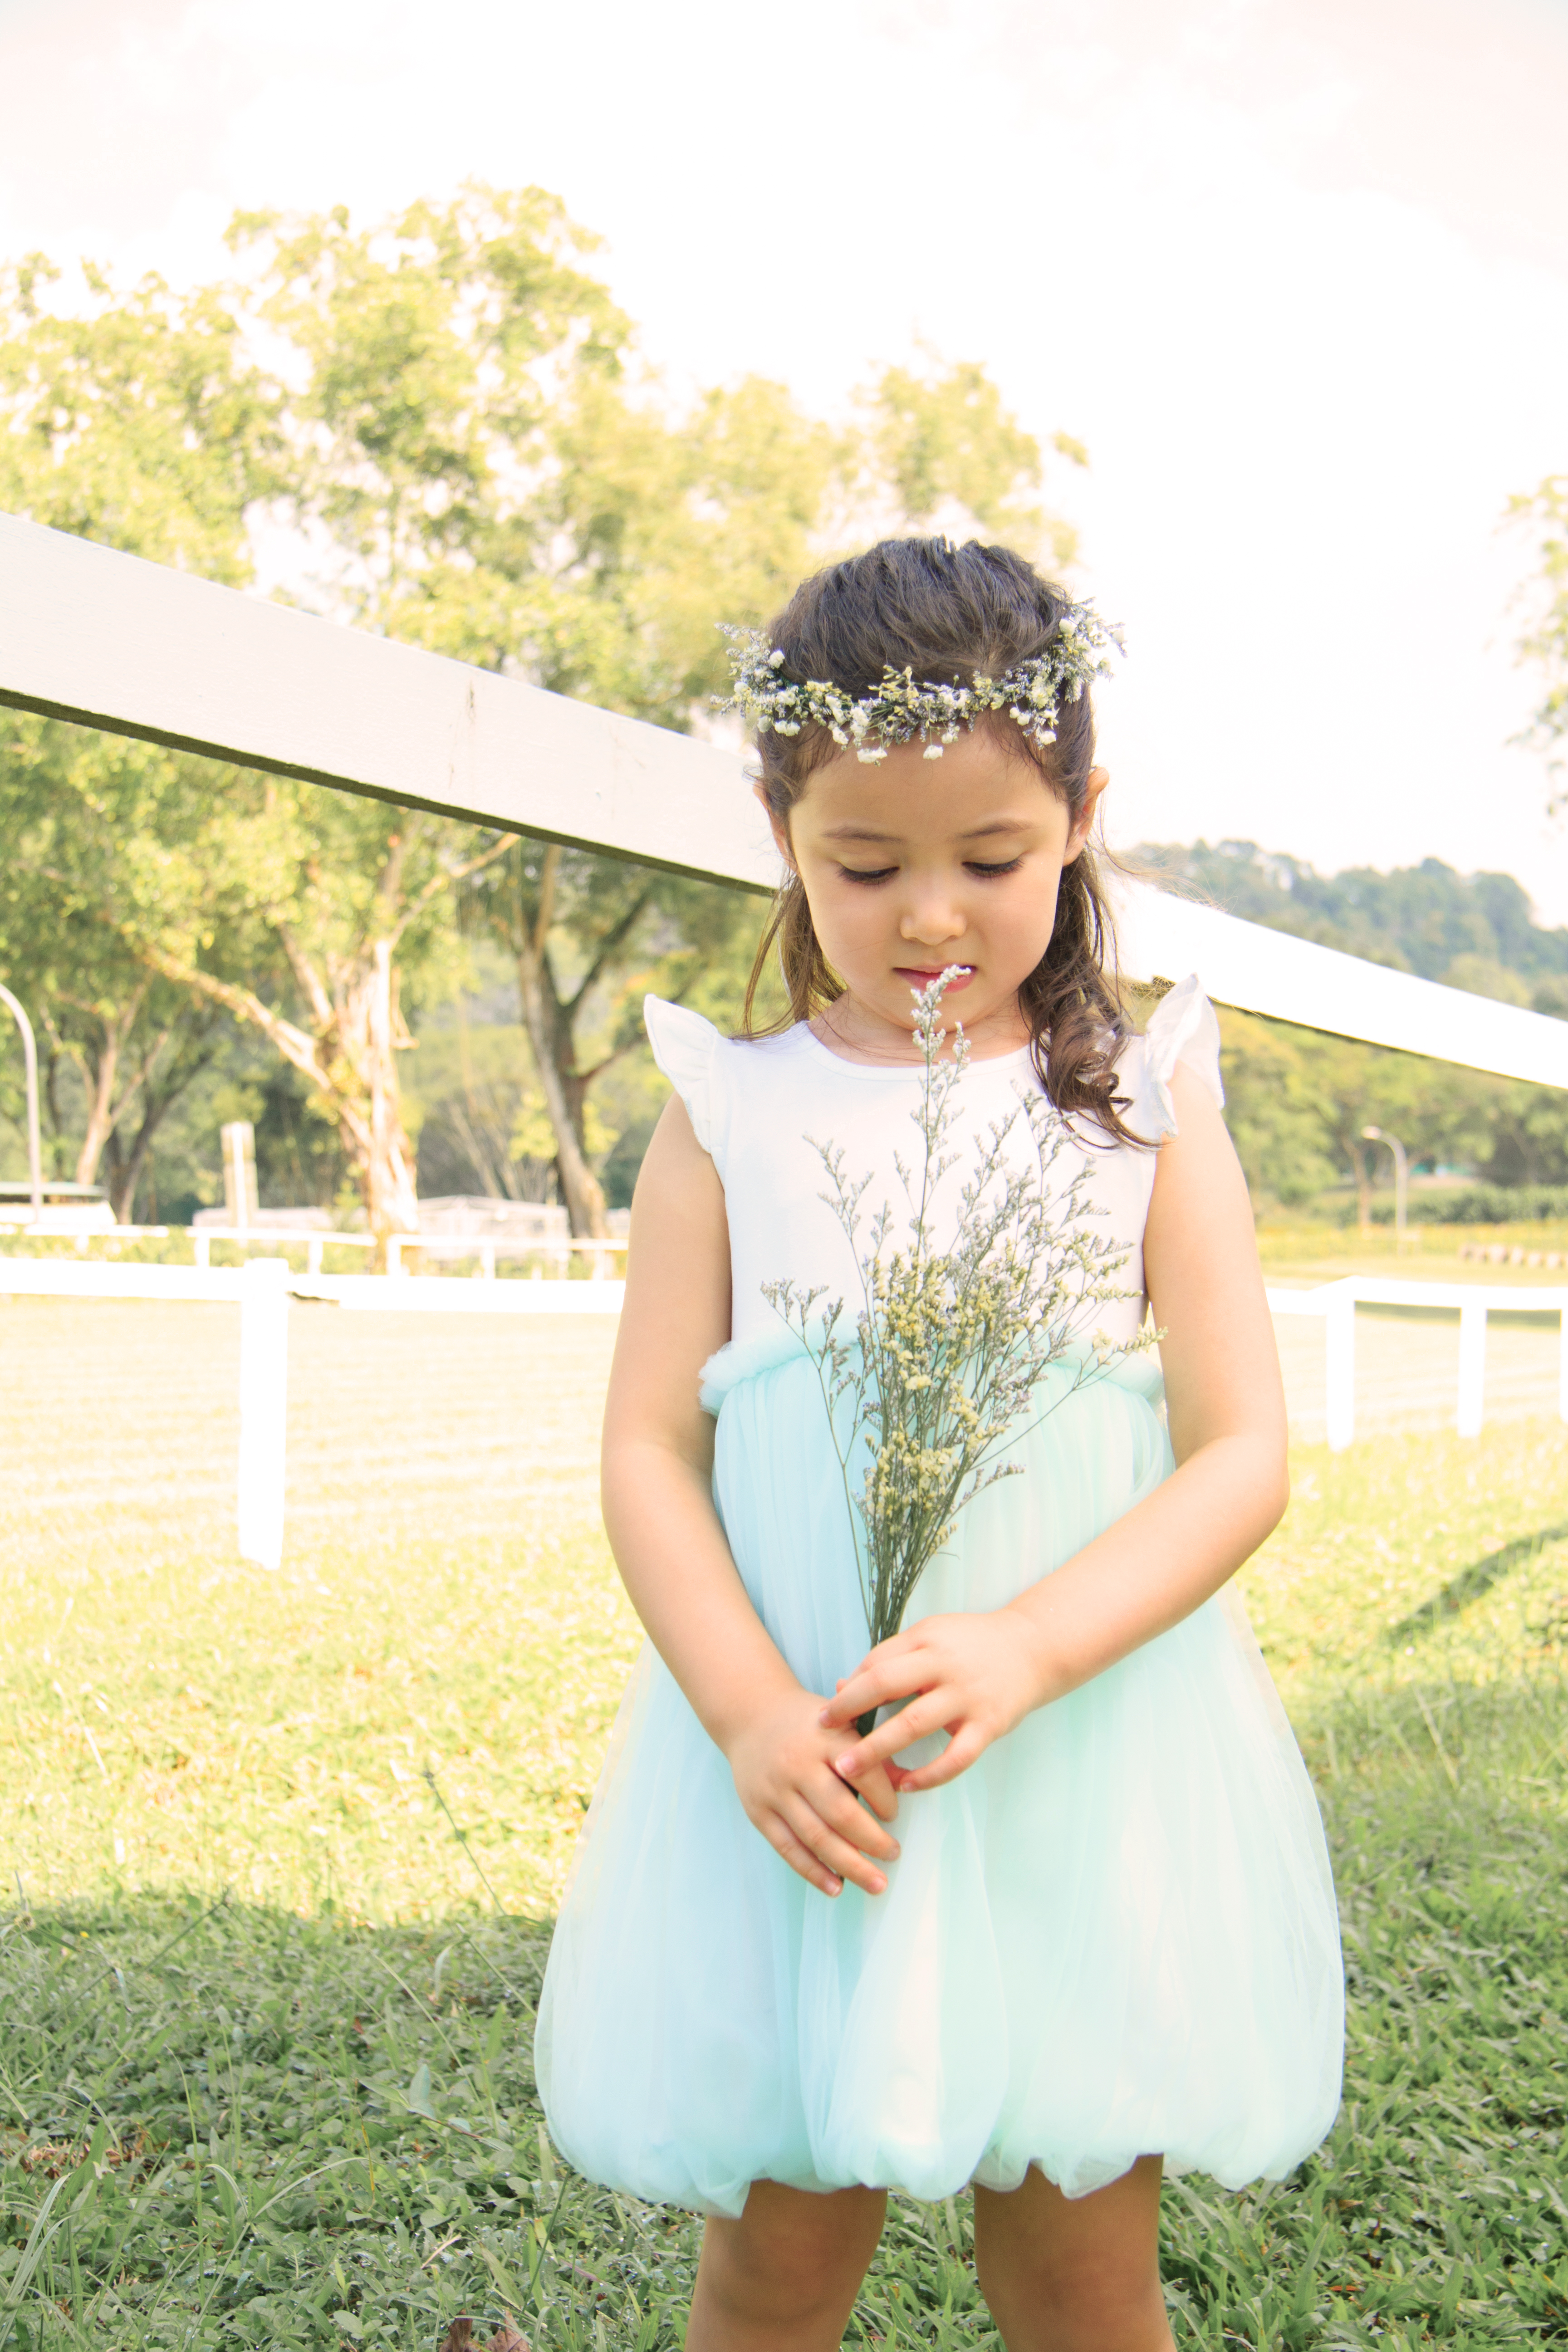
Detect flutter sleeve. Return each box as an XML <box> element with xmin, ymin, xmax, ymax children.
<box><xmin>643</xmin><ymin>995</ymin><xmax>721</xmax><ymax>1154</ymax></box>
<box><xmin>1124</xmin><ymin>971</ymin><xmax>1225</xmax><ymax>1143</ymax></box>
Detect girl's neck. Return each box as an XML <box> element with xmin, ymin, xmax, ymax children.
<box><xmin>808</xmin><ymin>990</ymin><xmax>1033</xmax><ymax>1067</ymax></box>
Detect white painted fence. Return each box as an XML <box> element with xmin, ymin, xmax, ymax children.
<box><xmin>1265</xmin><ymin>1278</ymin><xmax>1568</xmax><ymax>1449</ymax></box>
<box><xmin>8</xmin><ymin>1251</ymin><xmax>1566</xmax><ymax>1568</ymax></box>
<box><xmin>185</xmin><ymin>1225</ymin><xmax>629</xmax><ymax>1278</ymax></box>
<box><xmin>0</xmin><ymin>1254</ymin><xmax>625</xmax><ymax>1571</ymax></box>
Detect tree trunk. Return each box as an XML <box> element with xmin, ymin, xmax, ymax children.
<box><xmin>129</xmin><ymin>828</ymin><xmax>508</xmax><ymax>1255</ymax></box>
<box><xmin>135</xmin><ymin>932</ymin><xmax>419</xmax><ymax>1255</ymax></box>
<box><xmin>513</xmin><ymin>845</ymin><xmax>608</xmax><ymax>1240</ymax></box>
<box><xmin>73</xmin><ymin>1037</ymin><xmax>121</xmax><ymax>1191</ymax></box>
<box><xmin>102</xmin><ymin>1032</ymin><xmax>220</xmax><ymax>1223</ymax></box>
<box><xmin>63</xmin><ymin>985</ymin><xmax>147</xmax><ymax>1191</ymax></box>
<box><xmin>518</xmin><ymin>941</ymin><xmax>608</xmax><ymax>1239</ymax></box>
<box><xmin>335</xmin><ymin>936</ymin><xmax>421</xmax><ymax>1245</ymax></box>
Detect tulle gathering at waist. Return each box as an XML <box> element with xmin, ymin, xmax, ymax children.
<box><xmin>699</xmin><ymin>1318</ymin><xmax>1166</xmax><ymax>1419</ymax></box>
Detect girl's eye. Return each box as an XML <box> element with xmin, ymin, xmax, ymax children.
<box><xmin>840</xmin><ymin>865</ymin><xmax>897</xmax><ymax>885</ymax></box>
<box><xmin>966</xmin><ymin>858</ymin><xmax>1023</xmax><ymax>878</ymax></box>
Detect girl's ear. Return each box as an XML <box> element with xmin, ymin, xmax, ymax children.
<box><xmin>1064</xmin><ymin>767</ymin><xmax>1109</xmax><ymax>863</ymax></box>
<box><xmin>755</xmin><ymin>782</ymin><xmax>798</xmax><ymax>874</ymax></box>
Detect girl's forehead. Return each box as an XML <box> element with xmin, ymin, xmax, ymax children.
<box><xmin>795</xmin><ymin>733</ymin><xmax>1067</xmax><ymax>835</ymax></box>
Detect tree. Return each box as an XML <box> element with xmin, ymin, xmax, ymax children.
<box><xmin>0</xmin><ymin>253</ymin><xmax>277</xmax><ymax>584</ymax></box>
<box><xmin>2</xmin><ymin>190</ymin><xmax>1087</xmax><ymax>1231</ymax></box>
<box><xmin>1217</xmin><ymin>1007</ymin><xmax>1501</xmax><ymax>1225</ymax></box>
<box><xmin>125</xmin><ymin>782</ymin><xmax>508</xmax><ymax>1244</ymax></box>
<box><xmin>0</xmin><ymin>258</ymin><xmax>277</xmax><ymax>1215</ymax></box>
<box><xmin>239</xmin><ymin>191</ymin><xmax>1087</xmax><ymax>1233</ymax></box>
<box><xmin>0</xmin><ymin>732</ymin><xmax>229</xmax><ymax>1217</ymax></box>
<box><xmin>1</xmin><ymin>192</ymin><xmax>605</xmax><ymax>1234</ymax></box>
<box><xmin>460</xmin><ymin>843</ymin><xmax>760</xmax><ymax>1235</ymax></box>
<box><xmin>1132</xmin><ymin>840</ymin><xmax>1568</xmax><ymax>983</ymax></box>
<box><xmin>227</xmin><ymin>188</ymin><xmax>784</xmax><ymax>1237</ymax></box>
<box><xmin>861</xmin><ymin>354</ymin><xmax>1085</xmax><ymax>568</ymax></box>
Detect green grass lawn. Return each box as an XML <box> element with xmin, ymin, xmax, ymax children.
<box><xmin>1</xmin><ymin>1300</ymin><xmax>1565</xmax><ymax>2348</ymax></box>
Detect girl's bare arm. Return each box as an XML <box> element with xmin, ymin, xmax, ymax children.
<box><xmin>823</xmin><ymin>1064</ymin><xmax>1289</xmax><ymax>1789</ymax></box>
<box><xmin>602</xmin><ymin>1096</ymin><xmax>901</xmax><ymax>1893</ymax></box>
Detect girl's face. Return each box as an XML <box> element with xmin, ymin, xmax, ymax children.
<box><xmin>763</xmin><ymin>728</ymin><xmax>1107</xmax><ymax>1060</ymax></box>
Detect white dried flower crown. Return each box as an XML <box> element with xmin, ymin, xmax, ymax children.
<box><xmin>716</xmin><ymin>599</ymin><xmax>1122</xmax><ymax>764</ymax></box>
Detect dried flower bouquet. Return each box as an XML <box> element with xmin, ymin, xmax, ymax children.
<box><xmin>765</xmin><ymin>969</ymin><xmax>1152</xmax><ymax>1735</ymax></box>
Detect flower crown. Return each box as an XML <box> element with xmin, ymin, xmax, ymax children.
<box><xmin>715</xmin><ymin>599</ymin><xmax>1122</xmax><ymax>764</ymax></box>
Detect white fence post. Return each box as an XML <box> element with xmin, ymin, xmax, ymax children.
<box><xmin>237</xmin><ymin>1257</ymin><xmax>289</xmax><ymax>1571</ymax></box>
<box><xmin>1456</xmin><ymin>1298</ymin><xmax>1487</xmax><ymax>1438</ymax></box>
<box><xmin>1324</xmin><ymin>1289</ymin><xmax>1356</xmax><ymax>1452</ymax></box>
<box><xmin>1559</xmin><ymin>1307</ymin><xmax>1568</xmax><ymax>1426</ymax></box>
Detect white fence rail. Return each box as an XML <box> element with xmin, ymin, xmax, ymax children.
<box><xmin>186</xmin><ymin>1226</ymin><xmax>628</xmax><ymax>1278</ymax></box>
<box><xmin>8</xmin><ymin>1255</ymin><xmax>1565</xmax><ymax>1567</ymax></box>
<box><xmin>0</xmin><ymin>1254</ymin><xmax>624</xmax><ymax>1571</ymax></box>
<box><xmin>1265</xmin><ymin>1278</ymin><xmax>1568</xmax><ymax>1449</ymax></box>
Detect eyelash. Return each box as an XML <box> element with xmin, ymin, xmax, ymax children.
<box><xmin>840</xmin><ymin>858</ymin><xmax>1023</xmax><ymax>886</ymax></box>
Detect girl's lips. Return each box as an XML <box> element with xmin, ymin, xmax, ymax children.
<box><xmin>895</xmin><ymin>966</ymin><xmax>974</xmax><ymax>989</ymax></box>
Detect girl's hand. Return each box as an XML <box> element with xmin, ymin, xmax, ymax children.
<box><xmin>723</xmin><ymin>1686</ymin><xmax>902</xmax><ymax>1898</ymax></box>
<box><xmin>819</xmin><ymin>1608</ymin><xmax>1051</xmax><ymax>1795</ymax></box>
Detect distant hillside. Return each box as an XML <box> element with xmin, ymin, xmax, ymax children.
<box><xmin>1130</xmin><ymin>843</ymin><xmax>1568</xmax><ymax>1016</ymax></box>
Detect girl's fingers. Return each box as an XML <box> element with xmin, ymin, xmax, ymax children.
<box><xmin>884</xmin><ymin>1725</ymin><xmax>988</xmax><ymax>1793</ymax></box>
<box><xmin>819</xmin><ymin>1647</ymin><xmax>932</xmax><ymax>1729</ymax></box>
<box><xmin>853</xmin><ymin>1759</ymin><xmax>902</xmax><ymax>1823</ymax></box>
<box><xmin>783</xmin><ymin>1797</ymin><xmax>890</xmax><ymax>1896</ymax></box>
<box><xmin>834</xmin><ymin>1688</ymin><xmax>956</xmax><ymax>1774</ymax></box>
<box><xmin>818</xmin><ymin>1768</ymin><xmax>901</xmax><ymax>1858</ymax></box>
<box><xmin>760</xmin><ymin>1811</ymin><xmax>843</xmax><ymax>1898</ymax></box>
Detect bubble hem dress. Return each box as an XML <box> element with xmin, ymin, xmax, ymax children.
<box><xmin>534</xmin><ymin>980</ymin><xmax>1343</xmax><ymax>2218</ymax></box>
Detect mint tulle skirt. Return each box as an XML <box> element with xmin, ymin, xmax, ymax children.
<box><xmin>534</xmin><ymin>1337</ymin><xmax>1343</xmax><ymax>2219</ymax></box>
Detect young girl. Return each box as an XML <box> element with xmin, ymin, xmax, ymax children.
<box><xmin>535</xmin><ymin>538</ymin><xmax>1343</xmax><ymax>2352</ymax></box>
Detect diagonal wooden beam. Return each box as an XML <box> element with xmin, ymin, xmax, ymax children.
<box><xmin>3</xmin><ymin>508</ymin><xmax>1566</xmax><ymax>1087</ymax></box>
<box><xmin>0</xmin><ymin>511</ymin><xmax>778</xmax><ymax>889</ymax></box>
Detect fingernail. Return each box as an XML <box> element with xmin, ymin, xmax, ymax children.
<box><xmin>834</xmin><ymin>1754</ymin><xmax>859</xmax><ymax>1777</ymax></box>
<box><xmin>826</xmin><ymin>1877</ymin><xmax>842</xmax><ymax>1896</ymax></box>
<box><xmin>868</xmin><ymin>1876</ymin><xmax>886</xmax><ymax>1895</ymax></box>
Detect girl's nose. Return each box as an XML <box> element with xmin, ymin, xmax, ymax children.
<box><xmin>900</xmin><ymin>894</ymin><xmax>966</xmax><ymax>947</ymax></box>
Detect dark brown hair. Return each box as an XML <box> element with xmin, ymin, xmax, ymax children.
<box><xmin>742</xmin><ymin>535</ymin><xmax>1141</xmax><ymax>1143</ymax></box>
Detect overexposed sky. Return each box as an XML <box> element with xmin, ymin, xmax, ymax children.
<box><xmin>3</xmin><ymin>0</ymin><xmax>1568</xmax><ymax>915</ymax></box>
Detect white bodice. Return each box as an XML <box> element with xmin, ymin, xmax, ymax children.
<box><xmin>644</xmin><ymin>975</ymin><xmax>1223</xmax><ymax>1353</ymax></box>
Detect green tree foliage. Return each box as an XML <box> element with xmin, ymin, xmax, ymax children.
<box><xmin>458</xmin><ymin>842</ymin><xmax>764</xmax><ymax>1234</ymax></box>
<box><xmin>1217</xmin><ymin>1008</ymin><xmax>1504</xmax><ymax>1224</ymax></box>
<box><xmin>131</xmin><ymin>783</ymin><xmax>509</xmax><ymax>1242</ymax></box>
<box><xmin>863</xmin><ymin>354</ymin><xmax>1085</xmax><ymax>567</ymax></box>
<box><xmin>0</xmin><ymin>186</ymin><xmax>1084</xmax><ymax>1230</ymax></box>
<box><xmin>0</xmin><ymin>722</ymin><xmax>237</xmax><ymax>1215</ymax></box>
<box><xmin>1133</xmin><ymin>840</ymin><xmax>1568</xmax><ymax>990</ymax></box>
<box><xmin>1136</xmin><ymin>843</ymin><xmax>1568</xmax><ymax>1207</ymax></box>
<box><xmin>231</xmin><ymin>189</ymin><xmax>1080</xmax><ymax>1232</ymax></box>
<box><xmin>0</xmin><ymin>253</ymin><xmax>278</xmax><ymax>577</ymax></box>
<box><xmin>0</xmin><ymin>258</ymin><xmax>278</xmax><ymax>1214</ymax></box>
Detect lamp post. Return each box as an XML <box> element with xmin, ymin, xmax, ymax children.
<box><xmin>0</xmin><ymin>981</ymin><xmax>43</xmax><ymax>1227</ymax></box>
<box><xmin>1361</xmin><ymin>1124</ymin><xmax>1408</xmax><ymax>1250</ymax></box>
